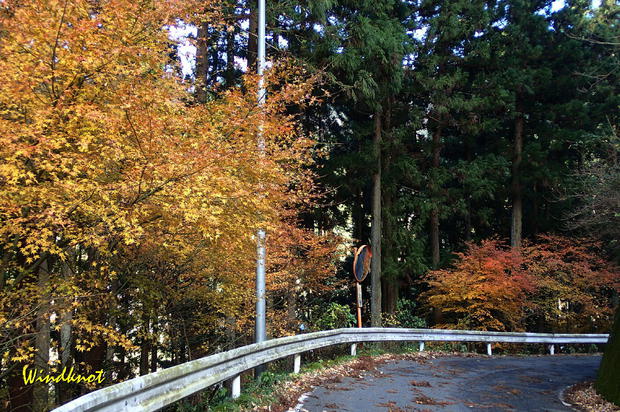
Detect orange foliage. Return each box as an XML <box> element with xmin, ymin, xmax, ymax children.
<box><xmin>422</xmin><ymin>239</ymin><xmax>533</xmax><ymax>331</ymax></box>
<box><xmin>523</xmin><ymin>235</ymin><xmax>620</xmax><ymax>333</ymax></box>
<box><xmin>423</xmin><ymin>236</ymin><xmax>620</xmax><ymax>332</ymax></box>
<box><xmin>0</xmin><ymin>0</ymin><xmax>338</xmax><ymax>380</ymax></box>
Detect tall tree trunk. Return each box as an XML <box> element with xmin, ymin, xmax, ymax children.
<box><xmin>33</xmin><ymin>258</ymin><xmax>51</xmax><ymax>412</ymax></box>
<box><xmin>139</xmin><ymin>316</ymin><xmax>150</xmax><ymax>376</ymax></box>
<box><xmin>381</xmin><ymin>279</ymin><xmax>399</xmax><ymax>315</ymax></box>
<box><xmin>59</xmin><ymin>255</ymin><xmax>73</xmax><ymax>369</ymax></box>
<box><xmin>150</xmin><ymin>320</ymin><xmax>158</xmax><ymax>373</ymax></box>
<box><xmin>430</xmin><ymin>124</ymin><xmax>442</xmax><ymax>268</ymax></box>
<box><xmin>247</xmin><ymin>0</ymin><xmax>258</xmax><ymax>72</ymax></box>
<box><xmin>195</xmin><ymin>22</ymin><xmax>210</xmax><ymax>103</ymax></box>
<box><xmin>225</xmin><ymin>26</ymin><xmax>235</xmax><ymax>86</ymax></box>
<box><xmin>370</xmin><ymin>111</ymin><xmax>382</xmax><ymax>327</ymax></box>
<box><xmin>381</xmin><ymin>170</ymin><xmax>398</xmax><ymax>314</ymax></box>
<box><xmin>511</xmin><ymin>107</ymin><xmax>524</xmax><ymax>249</ymax></box>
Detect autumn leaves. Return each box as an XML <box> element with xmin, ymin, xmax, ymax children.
<box><xmin>0</xmin><ymin>1</ymin><xmax>338</xmax><ymax>409</ymax></box>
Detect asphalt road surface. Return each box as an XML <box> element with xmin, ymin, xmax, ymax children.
<box><xmin>296</xmin><ymin>355</ymin><xmax>601</xmax><ymax>412</ymax></box>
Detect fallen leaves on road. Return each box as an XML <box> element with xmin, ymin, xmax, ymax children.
<box><xmin>413</xmin><ymin>395</ymin><xmax>454</xmax><ymax>406</ymax></box>
<box><xmin>249</xmin><ymin>351</ymin><xmax>477</xmax><ymax>411</ymax></box>
<box><xmin>565</xmin><ymin>381</ymin><xmax>620</xmax><ymax>412</ymax></box>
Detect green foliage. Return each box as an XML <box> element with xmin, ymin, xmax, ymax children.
<box><xmin>395</xmin><ymin>299</ymin><xmax>426</xmax><ymax>328</ymax></box>
<box><xmin>383</xmin><ymin>299</ymin><xmax>427</xmax><ymax>328</ymax></box>
<box><xmin>311</xmin><ymin>302</ymin><xmax>356</xmax><ymax>331</ymax></box>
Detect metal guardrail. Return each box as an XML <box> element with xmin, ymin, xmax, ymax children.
<box><xmin>52</xmin><ymin>328</ymin><xmax>609</xmax><ymax>412</ymax></box>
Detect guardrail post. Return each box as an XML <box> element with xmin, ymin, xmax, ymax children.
<box><xmin>548</xmin><ymin>344</ymin><xmax>555</xmax><ymax>355</ymax></box>
<box><xmin>486</xmin><ymin>343</ymin><xmax>492</xmax><ymax>356</ymax></box>
<box><xmin>293</xmin><ymin>354</ymin><xmax>301</xmax><ymax>373</ymax></box>
<box><xmin>351</xmin><ymin>343</ymin><xmax>357</xmax><ymax>356</ymax></box>
<box><xmin>419</xmin><ymin>341</ymin><xmax>425</xmax><ymax>352</ymax></box>
<box><xmin>231</xmin><ymin>375</ymin><xmax>241</xmax><ymax>399</ymax></box>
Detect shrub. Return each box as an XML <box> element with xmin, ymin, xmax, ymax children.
<box><xmin>311</xmin><ymin>302</ymin><xmax>356</xmax><ymax>331</ymax></box>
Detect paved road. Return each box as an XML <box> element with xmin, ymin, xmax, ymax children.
<box><xmin>296</xmin><ymin>355</ymin><xmax>601</xmax><ymax>412</ymax></box>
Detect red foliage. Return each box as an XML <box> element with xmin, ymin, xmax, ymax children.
<box><xmin>422</xmin><ymin>239</ymin><xmax>533</xmax><ymax>331</ymax></box>
<box><xmin>423</xmin><ymin>236</ymin><xmax>620</xmax><ymax>332</ymax></box>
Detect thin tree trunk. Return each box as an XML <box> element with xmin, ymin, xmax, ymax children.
<box><xmin>430</xmin><ymin>125</ymin><xmax>442</xmax><ymax>268</ymax></box>
<box><xmin>33</xmin><ymin>258</ymin><xmax>51</xmax><ymax>412</ymax></box>
<box><xmin>139</xmin><ymin>316</ymin><xmax>150</xmax><ymax>376</ymax></box>
<box><xmin>381</xmin><ymin>175</ymin><xmax>397</xmax><ymax>315</ymax></box>
<box><xmin>195</xmin><ymin>22</ymin><xmax>210</xmax><ymax>102</ymax></box>
<box><xmin>150</xmin><ymin>321</ymin><xmax>158</xmax><ymax>373</ymax></box>
<box><xmin>511</xmin><ymin>108</ymin><xmax>524</xmax><ymax>249</ymax></box>
<box><xmin>225</xmin><ymin>26</ymin><xmax>235</xmax><ymax>86</ymax></box>
<box><xmin>59</xmin><ymin>255</ymin><xmax>73</xmax><ymax>369</ymax></box>
<box><xmin>247</xmin><ymin>0</ymin><xmax>258</xmax><ymax>72</ymax></box>
<box><xmin>371</xmin><ymin>111</ymin><xmax>382</xmax><ymax>327</ymax></box>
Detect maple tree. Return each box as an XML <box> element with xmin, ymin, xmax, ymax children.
<box><xmin>0</xmin><ymin>0</ymin><xmax>340</xmax><ymax>410</ymax></box>
<box><xmin>422</xmin><ymin>239</ymin><xmax>534</xmax><ymax>331</ymax></box>
<box><xmin>422</xmin><ymin>236</ymin><xmax>620</xmax><ymax>332</ymax></box>
<box><xmin>523</xmin><ymin>235</ymin><xmax>620</xmax><ymax>333</ymax></box>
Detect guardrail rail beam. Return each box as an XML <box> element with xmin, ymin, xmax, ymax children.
<box><xmin>52</xmin><ymin>328</ymin><xmax>609</xmax><ymax>412</ymax></box>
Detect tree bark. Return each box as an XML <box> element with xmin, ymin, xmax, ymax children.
<box><xmin>430</xmin><ymin>124</ymin><xmax>442</xmax><ymax>268</ymax></box>
<box><xmin>225</xmin><ymin>25</ymin><xmax>236</xmax><ymax>86</ymax></box>
<box><xmin>381</xmin><ymin>279</ymin><xmax>399</xmax><ymax>315</ymax></box>
<box><xmin>381</xmin><ymin>175</ymin><xmax>397</xmax><ymax>315</ymax></box>
<box><xmin>511</xmin><ymin>107</ymin><xmax>524</xmax><ymax>249</ymax></box>
<box><xmin>33</xmin><ymin>258</ymin><xmax>51</xmax><ymax>412</ymax></box>
<box><xmin>139</xmin><ymin>316</ymin><xmax>150</xmax><ymax>376</ymax></box>
<box><xmin>371</xmin><ymin>111</ymin><xmax>382</xmax><ymax>327</ymax></box>
<box><xmin>195</xmin><ymin>22</ymin><xmax>210</xmax><ymax>103</ymax></box>
<box><xmin>150</xmin><ymin>321</ymin><xmax>158</xmax><ymax>373</ymax></box>
<box><xmin>59</xmin><ymin>255</ymin><xmax>73</xmax><ymax>369</ymax></box>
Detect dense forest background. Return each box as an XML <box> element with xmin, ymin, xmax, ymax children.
<box><xmin>0</xmin><ymin>0</ymin><xmax>618</xmax><ymax>410</ymax></box>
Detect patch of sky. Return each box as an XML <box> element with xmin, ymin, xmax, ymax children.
<box><xmin>167</xmin><ymin>22</ymin><xmax>196</xmax><ymax>79</ymax></box>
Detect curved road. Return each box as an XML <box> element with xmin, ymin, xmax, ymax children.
<box><xmin>296</xmin><ymin>355</ymin><xmax>601</xmax><ymax>411</ymax></box>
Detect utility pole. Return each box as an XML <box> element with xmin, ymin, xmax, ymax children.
<box><xmin>255</xmin><ymin>0</ymin><xmax>267</xmax><ymax>376</ymax></box>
